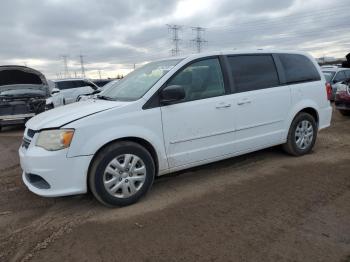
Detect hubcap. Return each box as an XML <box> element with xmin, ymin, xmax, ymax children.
<box><xmin>103</xmin><ymin>154</ymin><xmax>146</xmax><ymax>198</ymax></box>
<box><xmin>295</xmin><ymin>120</ymin><xmax>314</xmax><ymax>150</ymax></box>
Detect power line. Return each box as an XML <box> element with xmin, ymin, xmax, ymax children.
<box><xmin>60</xmin><ymin>55</ymin><xmax>70</xmax><ymax>78</ymax></box>
<box><xmin>167</xmin><ymin>24</ymin><xmax>182</xmax><ymax>56</ymax></box>
<box><xmin>191</xmin><ymin>27</ymin><xmax>207</xmax><ymax>53</ymax></box>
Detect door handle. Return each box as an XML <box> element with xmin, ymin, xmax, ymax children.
<box><xmin>215</xmin><ymin>103</ymin><xmax>232</xmax><ymax>109</ymax></box>
<box><xmin>237</xmin><ymin>99</ymin><xmax>252</xmax><ymax>105</ymax></box>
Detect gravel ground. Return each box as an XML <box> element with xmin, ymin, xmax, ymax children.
<box><xmin>0</xmin><ymin>107</ymin><xmax>349</xmax><ymax>262</ymax></box>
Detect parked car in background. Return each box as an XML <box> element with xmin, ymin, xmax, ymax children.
<box><xmin>51</xmin><ymin>79</ymin><xmax>98</xmax><ymax>104</ymax></box>
<box><xmin>0</xmin><ymin>66</ymin><xmax>50</xmax><ymax>130</ymax></box>
<box><xmin>334</xmin><ymin>79</ymin><xmax>350</xmax><ymax>116</ymax></box>
<box><xmin>322</xmin><ymin>68</ymin><xmax>350</xmax><ymax>100</ymax></box>
<box><xmin>92</xmin><ymin>79</ymin><xmax>113</xmax><ymax>87</ymax></box>
<box><xmin>45</xmin><ymin>80</ymin><xmax>65</xmax><ymax>109</ymax></box>
<box><xmin>19</xmin><ymin>50</ymin><xmax>332</xmax><ymax>207</ymax></box>
<box><xmin>77</xmin><ymin>79</ymin><xmax>120</xmax><ymax>101</ymax></box>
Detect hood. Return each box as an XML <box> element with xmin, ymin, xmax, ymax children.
<box><xmin>26</xmin><ymin>99</ymin><xmax>130</xmax><ymax>130</ymax></box>
<box><xmin>0</xmin><ymin>66</ymin><xmax>49</xmax><ymax>96</ymax></box>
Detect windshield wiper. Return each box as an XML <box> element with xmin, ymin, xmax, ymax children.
<box><xmin>96</xmin><ymin>95</ymin><xmax>115</xmax><ymax>101</ymax></box>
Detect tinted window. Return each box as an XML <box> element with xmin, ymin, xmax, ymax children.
<box><xmin>167</xmin><ymin>58</ymin><xmax>225</xmax><ymax>102</ymax></box>
<box><xmin>345</xmin><ymin>70</ymin><xmax>350</xmax><ymax>79</ymax></box>
<box><xmin>334</xmin><ymin>71</ymin><xmax>347</xmax><ymax>83</ymax></box>
<box><xmin>228</xmin><ymin>55</ymin><xmax>279</xmax><ymax>92</ymax></box>
<box><xmin>279</xmin><ymin>54</ymin><xmax>320</xmax><ymax>84</ymax></box>
<box><xmin>56</xmin><ymin>81</ymin><xmax>77</xmax><ymax>90</ymax></box>
<box><xmin>74</xmin><ymin>80</ymin><xmax>88</xmax><ymax>88</ymax></box>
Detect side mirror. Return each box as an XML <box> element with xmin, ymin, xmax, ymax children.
<box><xmin>160</xmin><ymin>85</ymin><xmax>186</xmax><ymax>105</ymax></box>
<box><xmin>51</xmin><ymin>88</ymin><xmax>60</xmax><ymax>94</ymax></box>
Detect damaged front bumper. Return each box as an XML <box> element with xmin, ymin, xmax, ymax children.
<box><xmin>0</xmin><ymin>97</ymin><xmax>46</xmax><ymax>127</ymax></box>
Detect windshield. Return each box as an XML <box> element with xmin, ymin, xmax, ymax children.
<box><xmin>100</xmin><ymin>59</ymin><xmax>182</xmax><ymax>101</ymax></box>
<box><xmin>322</xmin><ymin>71</ymin><xmax>335</xmax><ymax>82</ymax></box>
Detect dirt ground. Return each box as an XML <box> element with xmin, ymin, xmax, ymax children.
<box><xmin>0</xmin><ymin>107</ymin><xmax>350</xmax><ymax>262</ymax></box>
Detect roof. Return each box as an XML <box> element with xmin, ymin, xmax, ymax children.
<box><xmin>153</xmin><ymin>49</ymin><xmax>315</xmax><ymax>63</ymax></box>
<box><xmin>52</xmin><ymin>78</ymin><xmax>90</xmax><ymax>82</ymax></box>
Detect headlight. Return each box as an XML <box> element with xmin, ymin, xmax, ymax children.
<box><xmin>36</xmin><ymin>129</ymin><xmax>74</xmax><ymax>151</ymax></box>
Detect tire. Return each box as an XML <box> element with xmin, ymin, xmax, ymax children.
<box><xmin>63</xmin><ymin>99</ymin><xmax>66</xmax><ymax>105</ymax></box>
<box><xmin>282</xmin><ymin>112</ymin><xmax>317</xmax><ymax>156</ymax></box>
<box><xmin>339</xmin><ymin>109</ymin><xmax>350</xmax><ymax>116</ymax></box>
<box><xmin>89</xmin><ymin>141</ymin><xmax>155</xmax><ymax>207</ymax></box>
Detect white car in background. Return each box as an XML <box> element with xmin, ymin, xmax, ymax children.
<box><xmin>51</xmin><ymin>79</ymin><xmax>98</xmax><ymax>104</ymax></box>
<box><xmin>78</xmin><ymin>79</ymin><xmax>120</xmax><ymax>101</ymax></box>
<box><xmin>45</xmin><ymin>80</ymin><xmax>65</xmax><ymax>109</ymax></box>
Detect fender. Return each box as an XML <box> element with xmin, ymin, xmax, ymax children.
<box><xmin>65</xmin><ymin>106</ymin><xmax>169</xmax><ymax>172</ymax></box>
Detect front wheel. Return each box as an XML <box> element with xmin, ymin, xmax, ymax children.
<box><xmin>89</xmin><ymin>141</ymin><xmax>155</xmax><ymax>207</ymax></box>
<box><xmin>283</xmin><ymin>112</ymin><xmax>317</xmax><ymax>156</ymax></box>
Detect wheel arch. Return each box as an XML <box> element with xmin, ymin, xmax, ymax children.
<box><xmin>284</xmin><ymin>103</ymin><xmax>320</xmax><ymax>141</ymax></box>
<box><xmin>86</xmin><ymin>136</ymin><xmax>159</xmax><ymax>192</ymax></box>
<box><xmin>298</xmin><ymin>107</ymin><xmax>319</xmax><ymax>126</ymax></box>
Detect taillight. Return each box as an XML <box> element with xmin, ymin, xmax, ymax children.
<box><xmin>326</xmin><ymin>83</ymin><xmax>332</xmax><ymax>100</ymax></box>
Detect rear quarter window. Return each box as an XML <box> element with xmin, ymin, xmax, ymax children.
<box><xmin>278</xmin><ymin>54</ymin><xmax>320</xmax><ymax>84</ymax></box>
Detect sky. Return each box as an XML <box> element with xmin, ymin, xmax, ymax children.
<box><xmin>0</xmin><ymin>0</ymin><xmax>349</xmax><ymax>79</ymax></box>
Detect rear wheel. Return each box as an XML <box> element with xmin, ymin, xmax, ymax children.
<box><xmin>283</xmin><ymin>112</ymin><xmax>317</xmax><ymax>156</ymax></box>
<box><xmin>89</xmin><ymin>141</ymin><xmax>155</xmax><ymax>207</ymax></box>
<box><xmin>339</xmin><ymin>109</ymin><xmax>350</xmax><ymax>116</ymax></box>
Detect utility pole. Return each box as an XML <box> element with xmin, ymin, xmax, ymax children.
<box><xmin>167</xmin><ymin>24</ymin><xmax>182</xmax><ymax>56</ymax></box>
<box><xmin>79</xmin><ymin>54</ymin><xmax>86</xmax><ymax>78</ymax></box>
<box><xmin>98</xmin><ymin>70</ymin><xmax>102</xmax><ymax>80</ymax></box>
<box><xmin>191</xmin><ymin>27</ymin><xmax>207</xmax><ymax>53</ymax></box>
<box><xmin>60</xmin><ymin>55</ymin><xmax>70</xmax><ymax>78</ymax></box>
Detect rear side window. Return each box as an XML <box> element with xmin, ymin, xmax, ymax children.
<box><xmin>278</xmin><ymin>54</ymin><xmax>320</xmax><ymax>84</ymax></box>
<box><xmin>228</xmin><ymin>55</ymin><xmax>279</xmax><ymax>93</ymax></box>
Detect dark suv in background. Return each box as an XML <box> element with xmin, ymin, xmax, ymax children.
<box><xmin>0</xmin><ymin>66</ymin><xmax>50</xmax><ymax>130</ymax></box>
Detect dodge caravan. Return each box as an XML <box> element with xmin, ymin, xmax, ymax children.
<box><xmin>19</xmin><ymin>51</ymin><xmax>332</xmax><ymax>206</ymax></box>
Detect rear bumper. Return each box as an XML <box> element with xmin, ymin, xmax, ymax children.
<box><xmin>318</xmin><ymin>106</ymin><xmax>332</xmax><ymax>130</ymax></box>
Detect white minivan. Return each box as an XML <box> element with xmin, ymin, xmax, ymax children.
<box><xmin>19</xmin><ymin>50</ymin><xmax>332</xmax><ymax>206</ymax></box>
<box><xmin>51</xmin><ymin>78</ymin><xmax>98</xmax><ymax>104</ymax></box>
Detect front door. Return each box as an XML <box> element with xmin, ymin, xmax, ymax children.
<box><xmin>160</xmin><ymin>57</ymin><xmax>236</xmax><ymax>168</ymax></box>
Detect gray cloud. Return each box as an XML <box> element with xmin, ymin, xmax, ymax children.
<box><xmin>0</xmin><ymin>0</ymin><xmax>349</xmax><ymax>78</ymax></box>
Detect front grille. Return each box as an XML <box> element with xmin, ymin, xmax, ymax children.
<box><xmin>27</xmin><ymin>129</ymin><xmax>36</xmax><ymax>138</ymax></box>
<box><xmin>22</xmin><ymin>137</ymin><xmax>31</xmax><ymax>149</ymax></box>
